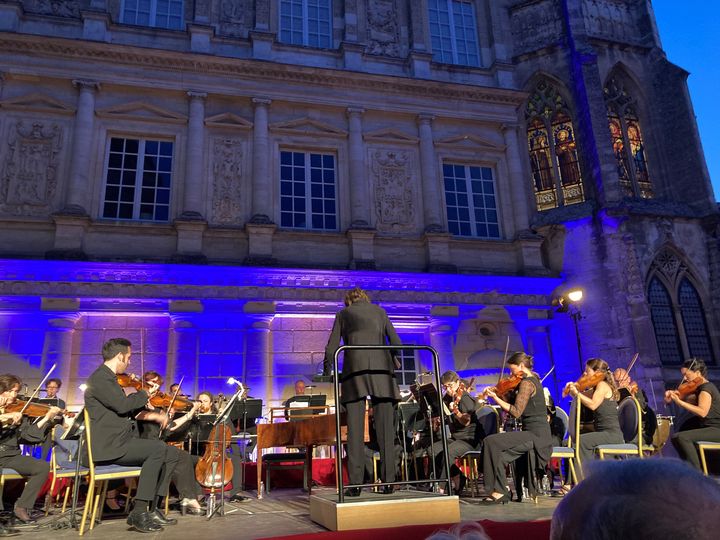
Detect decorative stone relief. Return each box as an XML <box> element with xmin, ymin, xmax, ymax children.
<box><xmin>23</xmin><ymin>0</ymin><xmax>81</xmax><ymax>18</ymax></box>
<box><xmin>510</xmin><ymin>0</ymin><xmax>563</xmax><ymax>56</ymax></box>
<box><xmin>367</xmin><ymin>0</ymin><xmax>400</xmax><ymax>57</ymax></box>
<box><xmin>219</xmin><ymin>0</ymin><xmax>252</xmax><ymax>37</ymax></box>
<box><xmin>1</xmin><ymin>121</ymin><xmax>62</xmax><ymax>216</ymax></box>
<box><xmin>211</xmin><ymin>137</ymin><xmax>244</xmax><ymax>226</ymax></box>
<box><xmin>371</xmin><ymin>150</ymin><xmax>415</xmax><ymax>232</ymax></box>
<box><xmin>582</xmin><ymin>0</ymin><xmax>641</xmax><ymax>45</ymax></box>
<box><xmin>653</xmin><ymin>247</ymin><xmax>684</xmax><ymax>284</ymax></box>
<box><xmin>621</xmin><ymin>234</ymin><xmax>644</xmax><ymax>301</ymax></box>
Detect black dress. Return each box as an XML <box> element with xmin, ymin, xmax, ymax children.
<box><xmin>671</xmin><ymin>381</ymin><xmax>720</xmax><ymax>471</ymax></box>
<box><xmin>576</xmin><ymin>395</ymin><xmax>623</xmax><ymax>471</ymax></box>
<box><xmin>431</xmin><ymin>392</ymin><xmax>484</xmax><ymax>480</ymax></box>
<box><xmin>482</xmin><ymin>376</ymin><xmax>552</xmax><ymax>497</ymax></box>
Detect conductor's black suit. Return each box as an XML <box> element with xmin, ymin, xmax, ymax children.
<box><xmin>324</xmin><ymin>299</ymin><xmax>402</xmax><ymax>486</ymax></box>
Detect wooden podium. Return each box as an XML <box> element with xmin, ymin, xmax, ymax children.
<box><xmin>309</xmin><ymin>491</ymin><xmax>461</xmax><ymax>531</ymax></box>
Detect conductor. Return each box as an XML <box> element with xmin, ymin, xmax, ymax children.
<box><xmin>324</xmin><ymin>287</ymin><xmax>402</xmax><ymax>496</ymax></box>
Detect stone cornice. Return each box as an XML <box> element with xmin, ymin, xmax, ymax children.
<box><xmin>0</xmin><ymin>33</ymin><xmax>527</xmax><ymax>109</ymax></box>
<box><xmin>0</xmin><ymin>259</ymin><xmax>562</xmax><ymax>307</ymax></box>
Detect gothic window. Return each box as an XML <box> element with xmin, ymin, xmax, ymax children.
<box><xmin>102</xmin><ymin>137</ymin><xmax>173</xmax><ymax>221</ymax></box>
<box><xmin>442</xmin><ymin>163</ymin><xmax>500</xmax><ymax>239</ymax></box>
<box><xmin>678</xmin><ymin>278</ymin><xmax>714</xmax><ymax>361</ymax></box>
<box><xmin>120</xmin><ymin>0</ymin><xmax>184</xmax><ymax>30</ymax></box>
<box><xmin>525</xmin><ymin>81</ymin><xmax>585</xmax><ymax>211</ymax></box>
<box><xmin>279</xmin><ymin>0</ymin><xmax>333</xmax><ymax>48</ymax></box>
<box><xmin>604</xmin><ymin>77</ymin><xmax>653</xmax><ymax>198</ymax></box>
<box><xmin>280</xmin><ymin>150</ymin><xmax>337</xmax><ymax>230</ymax></box>
<box><xmin>428</xmin><ymin>0</ymin><xmax>480</xmax><ymax>67</ymax></box>
<box><xmin>648</xmin><ymin>276</ymin><xmax>683</xmax><ymax>365</ymax></box>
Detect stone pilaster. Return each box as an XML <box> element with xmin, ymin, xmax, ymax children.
<box><xmin>243</xmin><ymin>304</ymin><xmax>275</xmax><ymax>405</ymax></box>
<box><xmin>417</xmin><ymin>115</ymin><xmax>444</xmax><ymax>233</ymax></box>
<box><xmin>244</xmin><ymin>222</ymin><xmax>277</xmax><ymax>265</ymax></box>
<box><xmin>40</xmin><ymin>307</ymin><xmax>79</xmax><ymax>399</ymax></box>
<box><xmin>169</xmin><ymin>304</ymin><xmax>202</xmax><ymax>397</ymax></box>
<box><xmin>424</xmin><ymin>231</ymin><xmax>455</xmax><ymax>273</ymax></box>
<box><xmin>347</xmin><ymin>228</ymin><xmax>376</xmax><ymax>270</ymax></box>
<box><xmin>64</xmin><ymin>80</ymin><xmax>99</xmax><ymax>216</ymax></box>
<box><xmin>346</xmin><ymin>107</ymin><xmax>369</xmax><ymax>227</ymax></box>
<box><xmin>250</xmin><ymin>97</ymin><xmax>273</xmax><ymax>224</ymax></box>
<box><xmin>182</xmin><ymin>91</ymin><xmax>207</xmax><ymax>220</ymax></box>
<box><xmin>502</xmin><ymin>125</ymin><xmax>531</xmax><ymax>233</ymax></box>
<box><xmin>429</xmin><ymin>306</ymin><xmax>459</xmax><ymax>374</ymax></box>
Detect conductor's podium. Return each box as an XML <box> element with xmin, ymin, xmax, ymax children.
<box><xmin>309</xmin><ymin>490</ymin><xmax>460</xmax><ymax>532</ymax></box>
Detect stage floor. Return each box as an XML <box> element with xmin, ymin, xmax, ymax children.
<box><xmin>9</xmin><ymin>488</ymin><xmax>562</xmax><ymax>539</ymax></box>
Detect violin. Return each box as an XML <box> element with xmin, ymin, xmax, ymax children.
<box><xmin>116</xmin><ymin>373</ymin><xmax>194</xmax><ymax>411</ymax></box>
<box><xmin>194</xmin><ymin>423</ymin><xmax>234</xmax><ymax>489</ymax></box>
<box><xmin>562</xmin><ymin>371</ymin><xmax>605</xmax><ymax>397</ymax></box>
<box><xmin>483</xmin><ymin>372</ymin><xmax>525</xmax><ymax>401</ymax></box>
<box><xmin>675</xmin><ymin>377</ymin><xmax>704</xmax><ymax>400</ymax></box>
<box><xmin>443</xmin><ymin>378</ymin><xmax>475</xmax><ymax>427</ymax></box>
<box><xmin>4</xmin><ymin>398</ymin><xmax>75</xmax><ymax>418</ymax></box>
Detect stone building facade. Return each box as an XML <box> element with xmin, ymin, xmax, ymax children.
<box><xmin>0</xmin><ymin>1</ymin><xmax>717</xmax><ymax>409</ymax></box>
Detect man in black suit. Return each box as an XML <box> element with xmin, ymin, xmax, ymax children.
<box><xmin>84</xmin><ymin>338</ymin><xmax>179</xmax><ymax>532</ymax></box>
<box><xmin>324</xmin><ymin>287</ymin><xmax>402</xmax><ymax>496</ymax></box>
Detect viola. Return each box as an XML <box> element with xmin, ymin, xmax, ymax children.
<box><xmin>4</xmin><ymin>398</ymin><xmax>75</xmax><ymax>418</ymax></box>
<box><xmin>562</xmin><ymin>371</ymin><xmax>605</xmax><ymax>397</ymax></box>
<box><xmin>194</xmin><ymin>423</ymin><xmax>234</xmax><ymax>489</ymax></box>
<box><xmin>483</xmin><ymin>372</ymin><xmax>525</xmax><ymax>401</ymax></box>
<box><xmin>116</xmin><ymin>373</ymin><xmax>194</xmax><ymax>411</ymax></box>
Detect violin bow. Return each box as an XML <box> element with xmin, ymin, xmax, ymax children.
<box><xmin>19</xmin><ymin>364</ymin><xmax>56</xmax><ymax>416</ymax></box>
<box><xmin>625</xmin><ymin>352</ymin><xmax>639</xmax><ymax>375</ymax></box>
<box><xmin>159</xmin><ymin>375</ymin><xmax>185</xmax><ymax>439</ymax></box>
<box><xmin>540</xmin><ymin>365</ymin><xmax>555</xmax><ymax>384</ymax></box>
<box><xmin>497</xmin><ymin>336</ymin><xmax>510</xmax><ymax>385</ymax></box>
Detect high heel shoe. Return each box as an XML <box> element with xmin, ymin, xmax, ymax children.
<box><xmin>478</xmin><ymin>493</ymin><xmax>510</xmax><ymax>505</ymax></box>
<box><xmin>179</xmin><ymin>499</ymin><xmax>204</xmax><ymax>516</ymax></box>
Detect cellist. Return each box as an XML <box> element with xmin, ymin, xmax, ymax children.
<box><xmin>665</xmin><ymin>358</ymin><xmax>720</xmax><ymax>470</ymax></box>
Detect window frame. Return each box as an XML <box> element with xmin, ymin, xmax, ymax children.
<box><xmin>119</xmin><ymin>0</ymin><xmax>185</xmax><ymax>31</ymax></box>
<box><xmin>100</xmin><ymin>135</ymin><xmax>175</xmax><ymax>222</ymax></box>
<box><xmin>441</xmin><ymin>161</ymin><xmax>501</xmax><ymax>239</ymax></box>
<box><xmin>428</xmin><ymin>0</ymin><xmax>481</xmax><ymax>67</ymax></box>
<box><xmin>278</xmin><ymin>0</ymin><xmax>333</xmax><ymax>49</ymax></box>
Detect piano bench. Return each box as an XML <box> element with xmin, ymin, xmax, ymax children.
<box><xmin>262</xmin><ymin>452</ymin><xmax>307</xmax><ymax>493</ymax></box>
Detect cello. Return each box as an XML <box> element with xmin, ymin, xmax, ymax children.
<box><xmin>194</xmin><ymin>423</ymin><xmax>234</xmax><ymax>489</ymax></box>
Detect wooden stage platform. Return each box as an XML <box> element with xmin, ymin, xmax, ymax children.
<box><xmin>6</xmin><ymin>487</ymin><xmax>561</xmax><ymax>539</ymax></box>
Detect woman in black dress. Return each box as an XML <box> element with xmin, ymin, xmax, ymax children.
<box><xmin>666</xmin><ymin>358</ymin><xmax>720</xmax><ymax>470</ymax></box>
<box><xmin>481</xmin><ymin>352</ymin><xmax>553</xmax><ymax>504</ymax></box>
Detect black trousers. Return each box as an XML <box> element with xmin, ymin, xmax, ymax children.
<box><xmin>0</xmin><ymin>454</ymin><xmax>50</xmax><ymax>509</ymax></box>
<box><xmin>482</xmin><ymin>431</ymin><xmax>535</xmax><ymax>496</ymax></box>
<box><xmin>168</xmin><ymin>446</ymin><xmax>202</xmax><ymax>500</ymax></box>
<box><xmin>431</xmin><ymin>438</ymin><xmax>475</xmax><ymax>480</ymax></box>
<box><xmin>109</xmin><ymin>438</ymin><xmax>178</xmax><ymax>503</ymax></box>
<box><xmin>671</xmin><ymin>426</ymin><xmax>720</xmax><ymax>471</ymax></box>
<box><xmin>346</xmin><ymin>398</ymin><xmax>396</xmax><ymax>485</ymax></box>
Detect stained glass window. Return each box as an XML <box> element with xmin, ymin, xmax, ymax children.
<box><xmin>525</xmin><ymin>81</ymin><xmax>585</xmax><ymax>211</ymax></box>
<box><xmin>608</xmin><ymin>112</ymin><xmax>632</xmax><ymax>196</ymax></box>
<box><xmin>648</xmin><ymin>277</ymin><xmax>683</xmax><ymax>365</ymax></box>
<box><xmin>679</xmin><ymin>278</ymin><xmax>714</xmax><ymax>362</ymax></box>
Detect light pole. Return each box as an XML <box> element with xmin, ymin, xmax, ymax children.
<box><xmin>555</xmin><ymin>289</ymin><xmax>585</xmax><ymax>373</ymax></box>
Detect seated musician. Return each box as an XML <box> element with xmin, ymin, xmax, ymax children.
<box><xmin>431</xmin><ymin>371</ymin><xmax>483</xmax><ymax>495</ymax></box>
<box><xmin>135</xmin><ymin>371</ymin><xmax>204</xmax><ymax>515</ymax></box>
<box><xmin>0</xmin><ymin>374</ymin><xmax>62</xmax><ymax>525</ymax></box>
<box><xmin>613</xmin><ymin>367</ymin><xmax>657</xmax><ymax>445</ymax></box>
<box><xmin>181</xmin><ymin>391</ymin><xmax>250</xmax><ymax>503</ymax></box>
<box><xmin>283</xmin><ymin>380</ymin><xmax>307</xmax><ymax>420</ymax></box>
<box><xmin>481</xmin><ymin>352</ymin><xmax>552</xmax><ymax>504</ymax></box>
<box><xmin>665</xmin><ymin>358</ymin><xmax>720</xmax><ymax>471</ymax></box>
<box><xmin>84</xmin><ymin>338</ymin><xmax>180</xmax><ymax>533</ymax></box>
<box><xmin>40</xmin><ymin>377</ymin><xmax>68</xmax><ymax>459</ymax></box>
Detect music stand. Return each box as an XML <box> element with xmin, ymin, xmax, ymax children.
<box><xmin>397</xmin><ymin>401</ymin><xmax>421</xmax><ymax>487</ymax></box>
<box><xmin>415</xmin><ymin>383</ymin><xmax>443</xmax><ymax>484</ymax></box>
<box><xmin>233</xmin><ymin>398</ymin><xmax>262</xmax><ymax>492</ymax></box>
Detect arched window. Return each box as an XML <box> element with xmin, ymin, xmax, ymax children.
<box><xmin>604</xmin><ymin>77</ymin><xmax>653</xmax><ymax>198</ymax></box>
<box><xmin>647</xmin><ymin>250</ymin><xmax>715</xmax><ymax>365</ymax></box>
<box><xmin>525</xmin><ymin>81</ymin><xmax>585</xmax><ymax>211</ymax></box>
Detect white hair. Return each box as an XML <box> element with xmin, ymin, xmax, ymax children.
<box><xmin>426</xmin><ymin>521</ymin><xmax>490</xmax><ymax>540</ymax></box>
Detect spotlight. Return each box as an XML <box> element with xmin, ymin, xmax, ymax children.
<box><xmin>567</xmin><ymin>289</ymin><xmax>583</xmax><ymax>303</ymax></box>
<box><xmin>78</xmin><ymin>384</ymin><xmax>87</xmax><ymax>392</ymax></box>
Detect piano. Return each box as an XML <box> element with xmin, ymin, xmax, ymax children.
<box><xmin>255</xmin><ymin>411</ymin><xmax>369</xmax><ymax>497</ymax></box>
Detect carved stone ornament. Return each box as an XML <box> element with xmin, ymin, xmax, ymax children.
<box><xmin>582</xmin><ymin>0</ymin><xmax>641</xmax><ymax>46</ymax></box>
<box><xmin>367</xmin><ymin>0</ymin><xmax>401</xmax><ymax>57</ymax></box>
<box><xmin>1</xmin><ymin>121</ymin><xmax>63</xmax><ymax>216</ymax></box>
<box><xmin>211</xmin><ymin>138</ymin><xmax>244</xmax><ymax>225</ymax></box>
<box><xmin>219</xmin><ymin>0</ymin><xmax>252</xmax><ymax>36</ymax></box>
<box><xmin>510</xmin><ymin>0</ymin><xmax>563</xmax><ymax>56</ymax></box>
<box><xmin>371</xmin><ymin>150</ymin><xmax>415</xmax><ymax>231</ymax></box>
<box><xmin>653</xmin><ymin>248</ymin><xmax>684</xmax><ymax>284</ymax></box>
<box><xmin>23</xmin><ymin>0</ymin><xmax>81</xmax><ymax>18</ymax></box>
<box><xmin>622</xmin><ymin>234</ymin><xmax>644</xmax><ymax>300</ymax></box>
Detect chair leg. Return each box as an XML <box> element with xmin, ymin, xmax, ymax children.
<box><xmin>61</xmin><ymin>483</ymin><xmax>71</xmax><ymax>513</ymax></box>
<box><xmin>79</xmin><ymin>481</ymin><xmax>94</xmax><ymax>536</ymax></box>
<box><xmin>699</xmin><ymin>447</ymin><xmax>709</xmax><ymax>476</ymax></box>
<box><xmin>90</xmin><ymin>480</ymin><xmax>107</xmax><ymax>530</ymax></box>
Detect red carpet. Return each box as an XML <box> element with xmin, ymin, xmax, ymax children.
<box><xmin>259</xmin><ymin>519</ymin><xmax>551</xmax><ymax>540</ymax></box>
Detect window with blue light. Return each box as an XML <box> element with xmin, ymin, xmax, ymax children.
<box><xmin>121</xmin><ymin>0</ymin><xmax>184</xmax><ymax>30</ymax></box>
<box><xmin>443</xmin><ymin>163</ymin><xmax>499</xmax><ymax>239</ymax></box>
<box><xmin>103</xmin><ymin>137</ymin><xmax>173</xmax><ymax>222</ymax></box>
<box><xmin>678</xmin><ymin>278</ymin><xmax>714</xmax><ymax>362</ymax></box>
<box><xmin>428</xmin><ymin>0</ymin><xmax>480</xmax><ymax>67</ymax></box>
<box><xmin>280</xmin><ymin>150</ymin><xmax>337</xmax><ymax>231</ymax></box>
<box><xmin>648</xmin><ymin>277</ymin><xmax>683</xmax><ymax>365</ymax></box>
<box><xmin>279</xmin><ymin>0</ymin><xmax>333</xmax><ymax>48</ymax></box>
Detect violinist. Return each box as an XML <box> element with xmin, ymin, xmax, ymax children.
<box><xmin>183</xmin><ymin>391</ymin><xmax>251</xmax><ymax>503</ymax></box>
<box><xmin>666</xmin><ymin>358</ymin><xmax>720</xmax><ymax>471</ymax></box>
<box><xmin>613</xmin><ymin>368</ymin><xmax>657</xmax><ymax>445</ymax></box>
<box><xmin>432</xmin><ymin>371</ymin><xmax>483</xmax><ymax>494</ymax></box>
<box><xmin>84</xmin><ymin>338</ymin><xmax>180</xmax><ymax>533</ymax></box>
<box><xmin>135</xmin><ymin>371</ymin><xmax>205</xmax><ymax>515</ymax></box>
<box><xmin>480</xmin><ymin>352</ymin><xmax>552</xmax><ymax>504</ymax></box>
<box><xmin>0</xmin><ymin>373</ymin><xmax>62</xmax><ymax>524</ymax></box>
<box><xmin>563</xmin><ymin>358</ymin><xmax>623</xmax><ymax>478</ymax></box>
<box><xmin>40</xmin><ymin>377</ymin><xmax>67</xmax><ymax>459</ymax></box>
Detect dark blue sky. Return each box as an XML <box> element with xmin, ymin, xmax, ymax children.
<box><xmin>653</xmin><ymin>2</ymin><xmax>720</xmax><ymax>201</ymax></box>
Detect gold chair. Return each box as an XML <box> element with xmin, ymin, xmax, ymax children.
<box><xmin>595</xmin><ymin>396</ymin><xmax>652</xmax><ymax>460</ymax></box>
<box><xmin>44</xmin><ymin>445</ymin><xmax>89</xmax><ymax>516</ymax></box>
<box><xmin>550</xmin><ymin>404</ymin><xmax>578</xmax><ymax>486</ymax></box>
<box><xmin>79</xmin><ymin>409</ymin><xmax>142</xmax><ymax>536</ymax></box>
<box><xmin>0</xmin><ymin>468</ymin><xmax>24</xmax><ymax>512</ymax></box>
<box><xmin>696</xmin><ymin>441</ymin><xmax>720</xmax><ymax>476</ymax></box>
<box><xmin>459</xmin><ymin>405</ymin><xmax>500</xmax><ymax>497</ymax></box>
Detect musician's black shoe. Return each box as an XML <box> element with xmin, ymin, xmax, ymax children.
<box><xmin>0</xmin><ymin>523</ymin><xmax>20</xmax><ymax>537</ymax></box>
<box><xmin>228</xmin><ymin>494</ymin><xmax>251</xmax><ymax>503</ymax></box>
<box><xmin>126</xmin><ymin>511</ymin><xmax>163</xmax><ymax>533</ymax></box>
<box><xmin>380</xmin><ymin>485</ymin><xmax>395</xmax><ymax>495</ymax></box>
<box><xmin>343</xmin><ymin>487</ymin><xmax>361</xmax><ymax>497</ymax></box>
<box><xmin>150</xmin><ymin>509</ymin><xmax>177</xmax><ymax>525</ymax></box>
<box><xmin>13</xmin><ymin>506</ymin><xmax>36</xmax><ymax>524</ymax></box>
